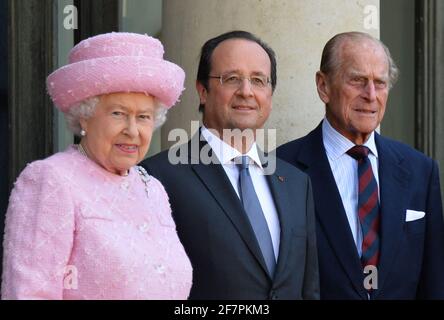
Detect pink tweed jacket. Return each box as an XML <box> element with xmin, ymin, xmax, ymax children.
<box><xmin>1</xmin><ymin>145</ymin><xmax>192</xmax><ymax>299</ymax></box>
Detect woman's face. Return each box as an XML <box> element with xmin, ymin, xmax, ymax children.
<box><xmin>80</xmin><ymin>92</ymin><xmax>156</xmax><ymax>175</ymax></box>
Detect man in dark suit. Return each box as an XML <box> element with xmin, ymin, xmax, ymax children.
<box><xmin>142</xmin><ymin>31</ymin><xmax>319</xmax><ymax>299</ymax></box>
<box><xmin>277</xmin><ymin>32</ymin><xmax>444</xmax><ymax>299</ymax></box>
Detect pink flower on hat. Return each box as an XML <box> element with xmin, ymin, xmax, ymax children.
<box><xmin>47</xmin><ymin>32</ymin><xmax>185</xmax><ymax>112</ymax></box>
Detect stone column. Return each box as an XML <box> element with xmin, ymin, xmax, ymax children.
<box><xmin>160</xmin><ymin>0</ymin><xmax>379</xmax><ymax>149</ymax></box>
<box><xmin>415</xmin><ymin>0</ymin><xmax>444</xmax><ymax>199</ymax></box>
<box><xmin>8</xmin><ymin>0</ymin><xmax>56</xmax><ymax>183</ymax></box>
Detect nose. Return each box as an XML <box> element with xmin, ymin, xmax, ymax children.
<box><xmin>362</xmin><ymin>80</ymin><xmax>377</xmax><ymax>101</ymax></box>
<box><xmin>236</xmin><ymin>78</ymin><xmax>254</xmax><ymax>97</ymax></box>
<box><xmin>124</xmin><ymin>116</ymin><xmax>139</xmax><ymax>137</ymax></box>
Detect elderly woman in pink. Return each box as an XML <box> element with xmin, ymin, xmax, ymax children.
<box><xmin>1</xmin><ymin>32</ymin><xmax>192</xmax><ymax>299</ymax></box>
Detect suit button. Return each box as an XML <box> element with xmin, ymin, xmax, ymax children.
<box><xmin>269</xmin><ymin>290</ymin><xmax>278</xmax><ymax>300</ymax></box>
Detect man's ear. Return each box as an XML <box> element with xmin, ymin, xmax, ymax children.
<box><xmin>316</xmin><ymin>71</ymin><xmax>331</xmax><ymax>104</ymax></box>
<box><xmin>196</xmin><ymin>80</ymin><xmax>208</xmax><ymax>105</ymax></box>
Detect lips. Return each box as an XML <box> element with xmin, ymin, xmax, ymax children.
<box><xmin>232</xmin><ymin>105</ymin><xmax>256</xmax><ymax>111</ymax></box>
<box><xmin>115</xmin><ymin>144</ymin><xmax>138</xmax><ymax>154</ymax></box>
<box><xmin>354</xmin><ymin>108</ymin><xmax>377</xmax><ymax>114</ymax></box>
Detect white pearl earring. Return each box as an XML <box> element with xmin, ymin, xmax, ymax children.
<box><xmin>80</xmin><ymin>129</ymin><xmax>86</xmax><ymax>137</ymax></box>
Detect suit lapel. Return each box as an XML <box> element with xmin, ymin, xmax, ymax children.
<box><xmin>372</xmin><ymin>134</ymin><xmax>410</xmax><ymax>298</ymax></box>
<box><xmin>189</xmin><ymin>133</ymin><xmax>272</xmax><ymax>279</ymax></box>
<box><xmin>295</xmin><ymin>123</ymin><xmax>368</xmax><ymax>298</ymax></box>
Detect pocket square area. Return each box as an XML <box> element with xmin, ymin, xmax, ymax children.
<box><xmin>405</xmin><ymin>209</ymin><xmax>426</xmax><ymax>222</ymax></box>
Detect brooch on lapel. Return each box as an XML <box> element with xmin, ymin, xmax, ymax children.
<box><xmin>277</xmin><ymin>175</ymin><xmax>285</xmax><ymax>182</ymax></box>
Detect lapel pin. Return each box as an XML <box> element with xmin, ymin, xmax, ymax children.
<box><xmin>278</xmin><ymin>176</ymin><xmax>285</xmax><ymax>182</ymax></box>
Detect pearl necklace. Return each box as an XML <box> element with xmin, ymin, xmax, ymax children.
<box><xmin>77</xmin><ymin>143</ymin><xmax>88</xmax><ymax>157</ymax></box>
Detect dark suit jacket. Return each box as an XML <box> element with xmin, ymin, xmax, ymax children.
<box><xmin>277</xmin><ymin>122</ymin><xmax>444</xmax><ymax>299</ymax></box>
<box><xmin>141</xmin><ymin>133</ymin><xmax>319</xmax><ymax>299</ymax></box>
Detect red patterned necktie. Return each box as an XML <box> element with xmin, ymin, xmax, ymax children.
<box><xmin>347</xmin><ymin>145</ymin><xmax>380</xmax><ymax>268</ymax></box>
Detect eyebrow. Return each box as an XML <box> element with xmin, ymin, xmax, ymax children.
<box><xmin>347</xmin><ymin>70</ymin><xmax>389</xmax><ymax>81</ymax></box>
<box><xmin>108</xmin><ymin>104</ymin><xmax>153</xmax><ymax>113</ymax></box>
<box><xmin>220</xmin><ymin>69</ymin><xmax>269</xmax><ymax>76</ymax></box>
<box><xmin>347</xmin><ymin>69</ymin><xmax>367</xmax><ymax>78</ymax></box>
<box><xmin>108</xmin><ymin>103</ymin><xmax>129</xmax><ymax>110</ymax></box>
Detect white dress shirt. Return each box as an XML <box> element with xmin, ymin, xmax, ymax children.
<box><xmin>322</xmin><ymin>118</ymin><xmax>379</xmax><ymax>257</ymax></box>
<box><xmin>201</xmin><ymin>126</ymin><xmax>281</xmax><ymax>260</ymax></box>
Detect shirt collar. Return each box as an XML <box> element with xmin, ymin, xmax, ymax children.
<box><xmin>322</xmin><ymin>117</ymin><xmax>378</xmax><ymax>161</ymax></box>
<box><xmin>201</xmin><ymin>125</ymin><xmax>263</xmax><ymax>169</ymax></box>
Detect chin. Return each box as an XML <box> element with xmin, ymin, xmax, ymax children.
<box><xmin>232</xmin><ymin>120</ymin><xmax>259</xmax><ymax>130</ymax></box>
<box><xmin>353</xmin><ymin>121</ymin><xmax>377</xmax><ymax>132</ymax></box>
<box><xmin>115</xmin><ymin>162</ymin><xmax>134</xmax><ymax>171</ymax></box>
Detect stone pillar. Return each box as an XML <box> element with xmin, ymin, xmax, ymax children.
<box><xmin>415</xmin><ymin>0</ymin><xmax>444</xmax><ymax>199</ymax></box>
<box><xmin>8</xmin><ymin>0</ymin><xmax>56</xmax><ymax>183</ymax></box>
<box><xmin>160</xmin><ymin>0</ymin><xmax>379</xmax><ymax>149</ymax></box>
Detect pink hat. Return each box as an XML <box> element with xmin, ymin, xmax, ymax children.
<box><xmin>47</xmin><ymin>32</ymin><xmax>185</xmax><ymax>112</ymax></box>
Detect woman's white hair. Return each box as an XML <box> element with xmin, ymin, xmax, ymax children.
<box><xmin>64</xmin><ymin>95</ymin><xmax>168</xmax><ymax>136</ymax></box>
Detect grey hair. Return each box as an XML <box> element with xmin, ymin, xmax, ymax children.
<box><xmin>320</xmin><ymin>32</ymin><xmax>399</xmax><ymax>89</ymax></box>
<box><xmin>65</xmin><ymin>97</ymin><xmax>99</xmax><ymax>136</ymax></box>
<box><xmin>64</xmin><ymin>96</ymin><xmax>168</xmax><ymax>137</ymax></box>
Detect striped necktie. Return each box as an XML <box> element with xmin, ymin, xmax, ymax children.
<box><xmin>347</xmin><ymin>145</ymin><xmax>380</xmax><ymax>268</ymax></box>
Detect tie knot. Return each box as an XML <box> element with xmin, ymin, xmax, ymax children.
<box><xmin>236</xmin><ymin>155</ymin><xmax>250</xmax><ymax>170</ymax></box>
<box><xmin>347</xmin><ymin>145</ymin><xmax>370</xmax><ymax>160</ymax></box>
